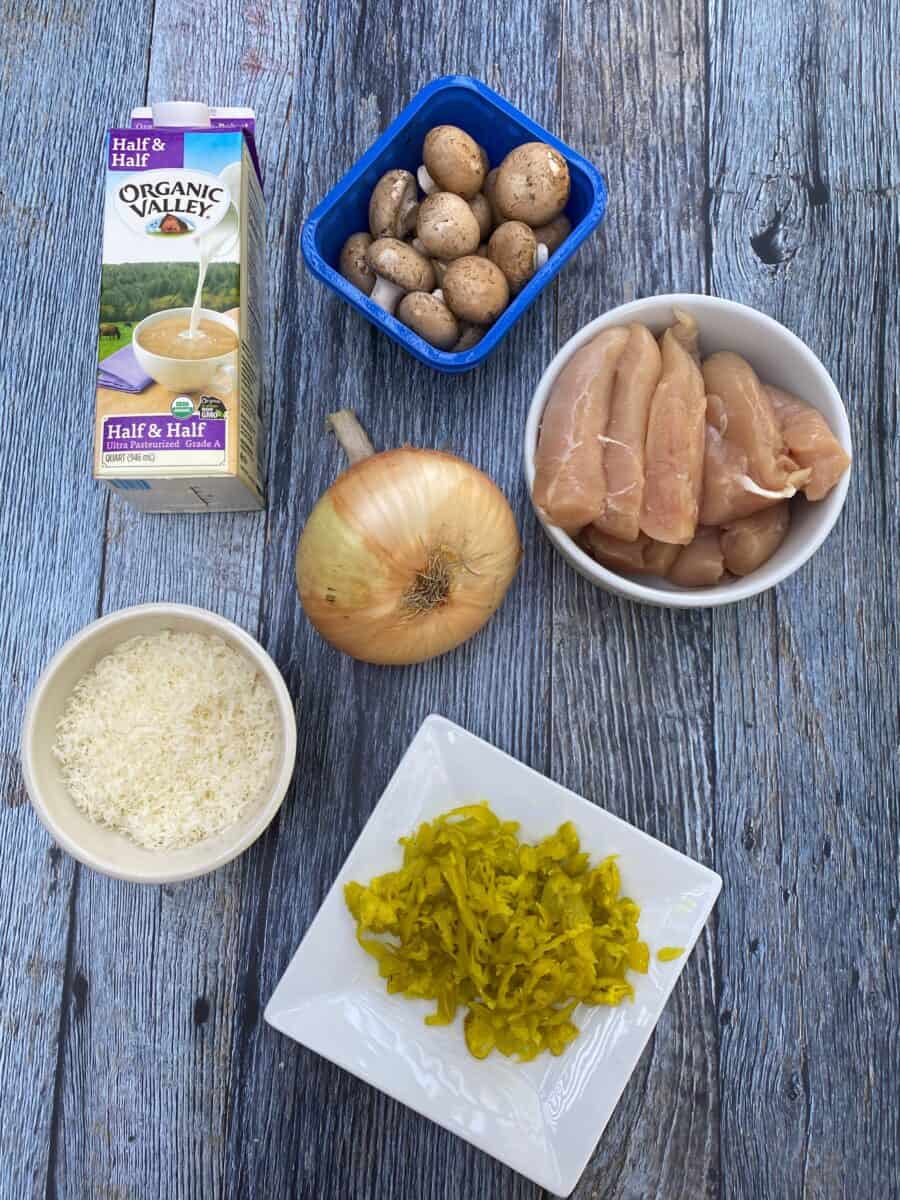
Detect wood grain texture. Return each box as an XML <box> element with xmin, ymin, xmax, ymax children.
<box><xmin>219</xmin><ymin>2</ymin><xmax>561</xmax><ymax>1197</ymax></box>
<box><xmin>1</xmin><ymin>0</ymin><xmax>898</xmax><ymax>1197</ymax></box>
<box><xmin>49</xmin><ymin>1</ymin><xmax>305</xmax><ymax>1197</ymax></box>
<box><xmin>554</xmin><ymin>4</ymin><xmax>720</xmax><ymax>1199</ymax></box>
<box><xmin>707</xmin><ymin>2</ymin><xmax>900</xmax><ymax>1198</ymax></box>
<box><xmin>0</xmin><ymin>2</ymin><xmax>153</xmax><ymax>1194</ymax></box>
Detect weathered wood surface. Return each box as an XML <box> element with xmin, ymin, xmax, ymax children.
<box><xmin>50</xmin><ymin>0</ymin><xmax>294</xmax><ymax>1194</ymax></box>
<box><xmin>0</xmin><ymin>2</ymin><xmax>154</xmax><ymax>1193</ymax></box>
<box><xmin>0</xmin><ymin>0</ymin><xmax>897</xmax><ymax>1198</ymax></box>
<box><xmin>708</xmin><ymin>5</ymin><xmax>900</xmax><ymax>1198</ymax></box>
<box><xmin>554</xmin><ymin>4</ymin><xmax>721</xmax><ymax>1198</ymax></box>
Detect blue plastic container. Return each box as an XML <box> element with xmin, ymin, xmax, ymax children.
<box><xmin>301</xmin><ymin>75</ymin><xmax>607</xmax><ymax>374</ymax></box>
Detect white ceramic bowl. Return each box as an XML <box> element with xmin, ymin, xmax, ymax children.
<box><xmin>524</xmin><ymin>294</ymin><xmax>852</xmax><ymax>608</ymax></box>
<box><xmin>20</xmin><ymin>604</ymin><xmax>297</xmax><ymax>884</ymax></box>
<box><xmin>132</xmin><ymin>307</ymin><xmax>238</xmax><ymax>393</ymax></box>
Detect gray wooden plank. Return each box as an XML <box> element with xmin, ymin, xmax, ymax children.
<box><xmin>707</xmin><ymin>1</ymin><xmax>900</xmax><ymax>1197</ymax></box>
<box><xmin>219</xmin><ymin>2</ymin><xmax>562</xmax><ymax>1196</ymax></box>
<box><xmin>0</xmin><ymin>4</ymin><xmax>153</xmax><ymax>1194</ymax></box>
<box><xmin>3</xmin><ymin>2</ymin><xmax>895</xmax><ymax>1198</ymax></box>
<box><xmin>49</xmin><ymin>3</ymin><xmax>305</xmax><ymax>1196</ymax></box>
<box><xmin>552</xmin><ymin>4</ymin><xmax>721</xmax><ymax>1199</ymax></box>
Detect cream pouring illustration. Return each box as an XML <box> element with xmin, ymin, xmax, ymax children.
<box><xmin>128</xmin><ymin>162</ymin><xmax>241</xmax><ymax>392</ymax></box>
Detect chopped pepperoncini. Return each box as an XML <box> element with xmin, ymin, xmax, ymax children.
<box><xmin>344</xmin><ymin>803</ymin><xmax>649</xmax><ymax>1061</ymax></box>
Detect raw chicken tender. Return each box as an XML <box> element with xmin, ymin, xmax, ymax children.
<box><xmin>533</xmin><ymin>327</ymin><xmax>630</xmax><ymax>532</ymax></box>
<box><xmin>644</xmin><ymin>538</ymin><xmax>682</xmax><ymax>577</ymax></box>
<box><xmin>581</xmin><ymin>527</ymin><xmax>680</xmax><ymax>576</ymax></box>
<box><xmin>702</xmin><ymin>352</ymin><xmax>809</xmax><ymax>493</ymax></box>
<box><xmin>549</xmin><ymin>317</ymin><xmax>844</xmax><ymax>591</ymax></box>
<box><xmin>640</xmin><ymin>311</ymin><xmax>706</xmax><ymax>545</ymax></box>
<box><xmin>767</xmin><ymin>385</ymin><xmax>851</xmax><ymax>501</ymax></box>
<box><xmin>669</xmin><ymin>309</ymin><xmax>701</xmax><ymax>358</ymax></box>
<box><xmin>721</xmin><ymin>502</ymin><xmax>791</xmax><ymax>576</ymax></box>
<box><xmin>700</xmin><ymin>410</ymin><xmax>810</xmax><ymax>525</ymax></box>
<box><xmin>667</xmin><ymin>527</ymin><xmax>726</xmax><ymax>588</ymax></box>
<box><xmin>593</xmin><ymin>324</ymin><xmax>662</xmax><ymax>542</ymax></box>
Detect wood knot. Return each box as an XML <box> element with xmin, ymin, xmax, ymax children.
<box><xmin>750</xmin><ymin>210</ymin><xmax>797</xmax><ymax>269</ymax></box>
<box><xmin>72</xmin><ymin>970</ymin><xmax>89</xmax><ymax>1018</ymax></box>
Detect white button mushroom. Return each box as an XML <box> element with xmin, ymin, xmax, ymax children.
<box><xmin>483</xmin><ymin>167</ymin><xmax>504</xmax><ymax>227</ymax></box>
<box><xmin>494</xmin><ymin>142</ymin><xmax>571</xmax><ymax>226</ymax></box>
<box><xmin>487</xmin><ymin>221</ymin><xmax>548</xmax><ymax>294</ymax></box>
<box><xmin>468</xmin><ymin>192</ymin><xmax>493</xmax><ymax>241</ymax></box>
<box><xmin>416</xmin><ymin>192</ymin><xmax>481</xmax><ymax>261</ymax></box>
<box><xmin>533</xmin><ymin>213</ymin><xmax>572</xmax><ymax>255</ymax></box>
<box><xmin>339</xmin><ymin>232</ymin><xmax>375</xmax><ymax>295</ymax></box>
<box><xmin>396</xmin><ymin>292</ymin><xmax>459</xmax><ymax>350</ymax></box>
<box><xmin>369</xmin><ymin>169</ymin><xmax>419</xmax><ymax>240</ymax></box>
<box><xmin>452</xmin><ymin>323</ymin><xmax>483</xmax><ymax>352</ymax></box>
<box><xmin>366</xmin><ymin>238</ymin><xmax>436</xmax><ymax>313</ymax></box>
<box><xmin>442</xmin><ymin>256</ymin><xmax>510</xmax><ymax>326</ymax></box>
<box><xmin>418</xmin><ymin>125</ymin><xmax>487</xmax><ymax>200</ymax></box>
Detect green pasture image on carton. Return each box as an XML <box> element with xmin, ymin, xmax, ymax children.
<box><xmin>99</xmin><ymin>262</ymin><xmax>240</xmax><ymax>329</ymax></box>
<box><xmin>98</xmin><ymin>322</ymin><xmax>137</xmax><ymax>361</ymax></box>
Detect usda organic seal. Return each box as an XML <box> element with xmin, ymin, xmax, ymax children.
<box><xmin>170</xmin><ymin>396</ymin><xmax>194</xmax><ymax>419</ymax></box>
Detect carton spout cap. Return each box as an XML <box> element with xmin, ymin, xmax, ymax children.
<box><xmin>151</xmin><ymin>101</ymin><xmax>211</xmax><ymax>127</ymax></box>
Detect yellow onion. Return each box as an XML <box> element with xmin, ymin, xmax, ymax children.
<box><xmin>296</xmin><ymin>411</ymin><xmax>522</xmax><ymax>665</ymax></box>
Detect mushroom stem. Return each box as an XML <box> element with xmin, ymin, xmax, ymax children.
<box><xmin>370</xmin><ymin>276</ymin><xmax>405</xmax><ymax>313</ymax></box>
<box><xmin>326</xmin><ymin>410</ymin><xmax>376</xmax><ymax>465</ymax></box>
<box><xmin>535</xmin><ymin>243</ymin><xmax>549</xmax><ymax>269</ymax></box>
<box><xmin>417</xmin><ymin>164</ymin><xmax>438</xmax><ymax>194</ymax></box>
<box><xmin>432</xmin><ymin>289</ymin><xmax>445</xmax><ymax>301</ymax></box>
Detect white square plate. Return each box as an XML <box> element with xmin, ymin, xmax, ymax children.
<box><xmin>265</xmin><ymin>715</ymin><xmax>722</xmax><ymax>1196</ymax></box>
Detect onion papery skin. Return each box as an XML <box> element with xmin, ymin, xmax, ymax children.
<box><xmin>296</xmin><ymin>448</ymin><xmax>522</xmax><ymax>665</ymax></box>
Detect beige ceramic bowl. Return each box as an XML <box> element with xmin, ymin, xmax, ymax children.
<box><xmin>524</xmin><ymin>294</ymin><xmax>852</xmax><ymax>608</ymax></box>
<box><xmin>20</xmin><ymin>604</ymin><xmax>297</xmax><ymax>884</ymax></box>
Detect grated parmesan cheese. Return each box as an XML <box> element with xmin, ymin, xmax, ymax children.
<box><xmin>53</xmin><ymin>630</ymin><xmax>280</xmax><ymax>850</ymax></box>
